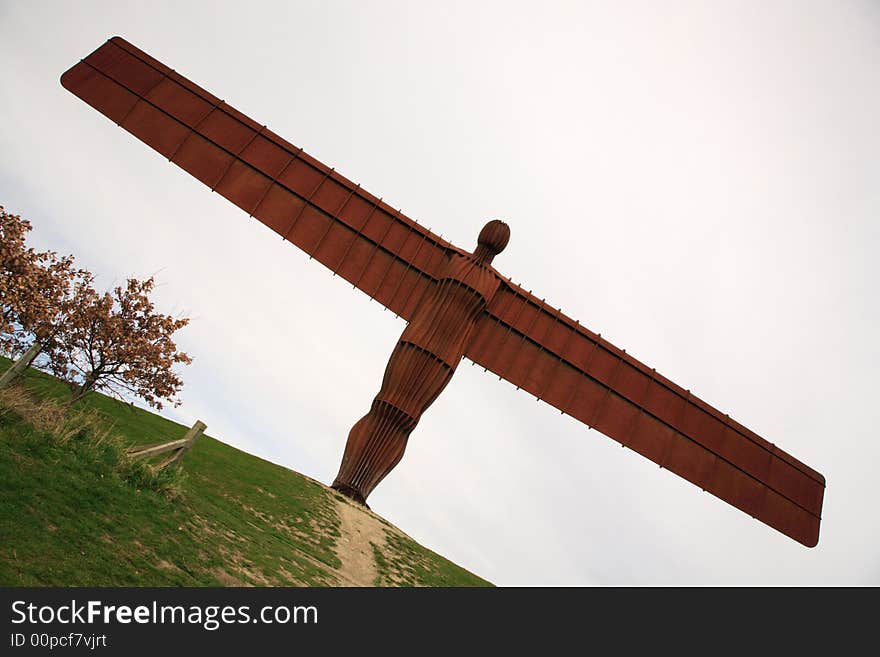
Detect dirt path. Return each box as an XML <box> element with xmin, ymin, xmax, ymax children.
<box><xmin>332</xmin><ymin>497</ymin><xmax>388</xmax><ymax>586</ymax></box>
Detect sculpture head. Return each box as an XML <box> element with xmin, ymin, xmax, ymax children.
<box><xmin>473</xmin><ymin>219</ymin><xmax>510</xmax><ymax>264</ymax></box>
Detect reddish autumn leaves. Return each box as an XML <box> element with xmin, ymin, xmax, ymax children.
<box><xmin>1</xmin><ymin>206</ymin><xmax>84</xmax><ymax>353</ymax></box>
<box><xmin>0</xmin><ymin>206</ymin><xmax>191</xmax><ymax>409</ymax></box>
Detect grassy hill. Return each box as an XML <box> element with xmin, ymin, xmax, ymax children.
<box><xmin>0</xmin><ymin>357</ymin><xmax>491</xmax><ymax>587</ymax></box>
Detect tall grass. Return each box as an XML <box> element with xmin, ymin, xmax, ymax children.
<box><xmin>0</xmin><ymin>385</ymin><xmax>184</xmax><ymax>500</ymax></box>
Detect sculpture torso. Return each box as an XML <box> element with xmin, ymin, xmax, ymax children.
<box><xmin>332</xmin><ymin>239</ymin><xmax>505</xmax><ymax>504</ymax></box>
<box><xmin>400</xmin><ymin>254</ymin><xmax>501</xmax><ymax>366</ymax></box>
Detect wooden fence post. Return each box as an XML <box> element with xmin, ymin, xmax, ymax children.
<box><xmin>125</xmin><ymin>420</ymin><xmax>207</xmax><ymax>471</ymax></box>
<box><xmin>0</xmin><ymin>342</ymin><xmax>42</xmax><ymax>390</ymax></box>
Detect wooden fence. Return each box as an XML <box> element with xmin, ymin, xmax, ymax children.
<box><xmin>125</xmin><ymin>420</ymin><xmax>206</xmax><ymax>471</ymax></box>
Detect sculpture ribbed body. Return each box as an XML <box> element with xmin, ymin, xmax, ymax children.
<box><xmin>332</xmin><ymin>253</ymin><xmax>501</xmax><ymax>503</ymax></box>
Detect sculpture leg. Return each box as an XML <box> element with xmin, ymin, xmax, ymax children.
<box><xmin>331</xmin><ymin>402</ymin><xmax>413</xmax><ymax>506</ymax></box>
<box><xmin>332</xmin><ymin>342</ymin><xmax>453</xmax><ymax>504</ymax></box>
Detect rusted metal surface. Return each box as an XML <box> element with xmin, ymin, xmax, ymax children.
<box><xmin>62</xmin><ymin>37</ymin><xmax>825</xmax><ymax>547</ymax></box>
<box><xmin>333</xmin><ymin>222</ymin><xmax>508</xmax><ymax>503</ymax></box>
<box><xmin>60</xmin><ymin>37</ymin><xmax>454</xmax><ymax>321</ymax></box>
<box><xmin>466</xmin><ymin>288</ymin><xmax>824</xmax><ymax>546</ymax></box>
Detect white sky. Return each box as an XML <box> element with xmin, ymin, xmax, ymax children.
<box><xmin>1</xmin><ymin>0</ymin><xmax>878</xmax><ymax>585</ymax></box>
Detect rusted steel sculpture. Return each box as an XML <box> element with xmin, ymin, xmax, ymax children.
<box><xmin>61</xmin><ymin>37</ymin><xmax>826</xmax><ymax>546</ymax></box>
<box><xmin>334</xmin><ymin>220</ymin><xmax>508</xmax><ymax>503</ymax></box>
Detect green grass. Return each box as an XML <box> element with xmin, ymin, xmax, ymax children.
<box><xmin>371</xmin><ymin>530</ymin><xmax>489</xmax><ymax>587</ymax></box>
<box><xmin>0</xmin><ymin>356</ymin><xmax>491</xmax><ymax>587</ymax></box>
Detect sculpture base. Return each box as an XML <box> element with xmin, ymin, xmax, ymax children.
<box><xmin>331</xmin><ymin>481</ymin><xmax>370</xmax><ymax>509</ymax></box>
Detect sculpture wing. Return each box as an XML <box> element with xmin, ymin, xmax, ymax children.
<box><xmin>465</xmin><ymin>279</ymin><xmax>825</xmax><ymax>547</ymax></box>
<box><xmin>61</xmin><ymin>37</ymin><xmax>455</xmax><ymax>321</ymax></box>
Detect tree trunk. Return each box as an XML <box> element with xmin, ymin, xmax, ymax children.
<box><xmin>66</xmin><ymin>374</ymin><xmax>97</xmax><ymax>405</ymax></box>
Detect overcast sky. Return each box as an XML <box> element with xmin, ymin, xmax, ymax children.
<box><xmin>1</xmin><ymin>0</ymin><xmax>878</xmax><ymax>585</ymax></box>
